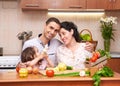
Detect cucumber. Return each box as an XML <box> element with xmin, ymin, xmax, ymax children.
<box><xmin>66</xmin><ymin>66</ymin><xmax>73</xmax><ymax>70</ymax></box>
<box><xmin>54</xmin><ymin>72</ymin><xmax>80</xmax><ymax>77</ymax></box>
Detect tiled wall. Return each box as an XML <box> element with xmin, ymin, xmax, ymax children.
<box><xmin>0</xmin><ymin>1</ymin><xmax>120</xmax><ymax>55</ymax></box>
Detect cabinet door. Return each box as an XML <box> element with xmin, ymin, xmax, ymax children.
<box><xmin>86</xmin><ymin>0</ymin><xmax>97</xmax><ymax>9</ymax></box>
<box><xmin>68</xmin><ymin>0</ymin><xmax>86</xmax><ymax>9</ymax></box>
<box><xmin>113</xmin><ymin>0</ymin><xmax>120</xmax><ymax>9</ymax></box>
<box><xmin>96</xmin><ymin>0</ymin><xmax>112</xmax><ymax>10</ymax></box>
<box><xmin>54</xmin><ymin>0</ymin><xmax>67</xmax><ymax>9</ymax></box>
<box><xmin>96</xmin><ymin>0</ymin><xmax>120</xmax><ymax>10</ymax></box>
<box><xmin>21</xmin><ymin>0</ymin><xmax>86</xmax><ymax>10</ymax></box>
<box><xmin>39</xmin><ymin>0</ymin><xmax>56</xmax><ymax>9</ymax></box>
<box><xmin>55</xmin><ymin>0</ymin><xmax>86</xmax><ymax>9</ymax></box>
<box><xmin>106</xmin><ymin>58</ymin><xmax>120</xmax><ymax>73</ymax></box>
<box><xmin>20</xmin><ymin>0</ymin><xmax>40</xmax><ymax>10</ymax></box>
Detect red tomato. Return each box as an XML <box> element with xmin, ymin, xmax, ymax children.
<box><xmin>95</xmin><ymin>51</ymin><xmax>100</xmax><ymax>58</ymax></box>
<box><xmin>93</xmin><ymin>53</ymin><xmax>98</xmax><ymax>59</ymax></box>
<box><xmin>16</xmin><ymin>62</ymin><xmax>20</xmax><ymax>73</ymax></box>
<box><xmin>16</xmin><ymin>66</ymin><xmax>20</xmax><ymax>73</ymax></box>
<box><xmin>46</xmin><ymin>70</ymin><xmax>54</xmax><ymax>77</ymax></box>
<box><xmin>90</xmin><ymin>56</ymin><xmax>97</xmax><ymax>62</ymax></box>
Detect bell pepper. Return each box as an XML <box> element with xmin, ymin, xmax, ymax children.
<box><xmin>19</xmin><ymin>68</ymin><xmax>28</xmax><ymax>78</ymax></box>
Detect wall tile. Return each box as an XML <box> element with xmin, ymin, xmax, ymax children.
<box><xmin>0</xmin><ymin>1</ymin><xmax>120</xmax><ymax>55</ymax></box>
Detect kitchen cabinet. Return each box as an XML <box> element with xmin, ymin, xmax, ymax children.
<box><xmin>106</xmin><ymin>58</ymin><xmax>120</xmax><ymax>73</ymax></box>
<box><xmin>87</xmin><ymin>0</ymin><xmax>97</xmax><ymax>9</ymax></box>
<box><xmin>87</xmin><ymin>0</ymin><xmax>120</xmax><ymax>10</ymax></box>
<box><xmin>20</xmin><ymin>0</ymin><xmax>86</xmax><ymax>10</ymax></box>
<box><xmin>55</xmin><ymin>0</ymin><xmax>86</xmax><ymax>9</ymax></box>
<box><xmin>38</xmin><ymin>0</ymin><xmax>56</xmax><ymax>9</ymax></box>
<box><xmin>97</xmin><ymin>0</ymin><xmax>120</xmax><ymax>10</ymax></box>
<box><xmin>20</xmin><ymin>0</ymin><xmax>56</xmax><ymax>10</ymax></box>
<box><xmin>21</xmin><ymin>0</ymin><xmax>120</xmax><ymax>11</ymax></box>
<box><xmin>20</xmin><ymin>0</ymin><xmax>40</xmax><ymax>10</ymax></box>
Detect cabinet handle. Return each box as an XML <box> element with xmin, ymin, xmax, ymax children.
<box><xmin>69</xmin><ymin>6</ymin><xmax>82</xmax><ymax>9</ymax></box>
<box><xmin>25</xmin><ymin>4</ymin><xmax>39</xmax><ymax>7</ymax></box>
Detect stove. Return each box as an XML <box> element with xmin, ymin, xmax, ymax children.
<box><xmin>0</xmin><ymin>56</ymin><xmax>20</xmax><ymax>69</ymax></box>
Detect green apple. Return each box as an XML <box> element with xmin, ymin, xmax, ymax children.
<box><xmin>81</xmin><ymin>34</ymin><xmax>91</xmax><ymax>41</ymax></box>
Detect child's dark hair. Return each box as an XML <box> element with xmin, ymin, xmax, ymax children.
<box><xmin>21</xmin><ymin>47</ymin><xmax>36</xmax><ymax>63</ymax></box>
<box><xmin>60</xmin><ymin>21</ymin><xmax>81</xmax><ymax>42</ymax></box>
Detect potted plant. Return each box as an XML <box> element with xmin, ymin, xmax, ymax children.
<box><xmin>100</xmin><ymin>16</ymin><xmax>117</xmax><ymax>52</ymax></box>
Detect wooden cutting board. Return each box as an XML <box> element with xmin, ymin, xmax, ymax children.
<box><xmin>39</xmin><ymin>70</ymin><xmax>80</xmax><ymax>75</ymax></box>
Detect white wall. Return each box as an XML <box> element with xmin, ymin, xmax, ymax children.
<box><xmin>0</xmin><ymin>1</ymin><xmax>120</xmax><ymax>55</ymax></box>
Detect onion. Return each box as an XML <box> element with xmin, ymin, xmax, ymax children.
<box><xmin>32</xmin><ymin>67</ymin><xmax>39</xmax><ymax>74</ymax></box>
<box><xmin>26</xmin><ymin>66</ymin><xmax>33</xmax><ymax>74</ymax></box>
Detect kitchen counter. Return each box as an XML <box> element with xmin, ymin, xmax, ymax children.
<box><xmin>0</xmin><ymin>70</ymin><xmax>120</xmax><ymax>86</ymax></box>
<box><xmin>111</xmin><ymin>52</ymin><xmax>120</xmax><ymax>58</ymax></box>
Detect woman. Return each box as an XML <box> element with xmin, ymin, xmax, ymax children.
<box><xmin>56</xmin><ymin>21</ymin><xmax>92</xmax><ymax>69</ymax></box>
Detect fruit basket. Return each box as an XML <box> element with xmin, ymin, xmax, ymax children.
<box><xmin>79</xmin><ymin>29</ymin><xmax>98</xmax><ymax>51</ymax></box>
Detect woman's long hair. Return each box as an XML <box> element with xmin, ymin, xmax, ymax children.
<box><xmin>60</xmin><ymin>21</ymin><xmax>81</xmax><ymax>42</ymax></box>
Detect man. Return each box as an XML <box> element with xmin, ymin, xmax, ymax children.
<box><xmin>22</xmin><ymin>17</ymin><xmax>94</xmax><ymax>68</ymax></box>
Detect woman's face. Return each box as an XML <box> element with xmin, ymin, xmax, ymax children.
<box><xmin>59</xmin><ymin>28</ymin><xmax>73</xmax><ymax>45</ymax></box>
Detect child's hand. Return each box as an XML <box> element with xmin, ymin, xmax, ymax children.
<box><xmin>42</xmin><ymin>53</ymin><xmax>49</xmax><ymax>60</ymax></box>
<box><xmin>37</xmin><ymin>52</ymin><xmax>48</xmax><ymax>60</ymax></box>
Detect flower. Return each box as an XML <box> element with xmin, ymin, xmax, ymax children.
<box><xmin>100</xmin><ymin>16</ymin><xmax>117</xmax><ymax>40</ymax></box>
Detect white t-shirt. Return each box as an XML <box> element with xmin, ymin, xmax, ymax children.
<box><xmin>56</xmin><ymin>43</ymin><xmax>92</xmax><ymax>69</ymax></box>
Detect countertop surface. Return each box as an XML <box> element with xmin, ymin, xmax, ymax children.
<box><xmin>110</xmin><ymin>52</ymin><xmax>120</xmax><ymax>58</ymax></box>
<box><xmin>0</xmin><ymin>70</ymin><xmax>120</xmax><ymax>82</ymax></box>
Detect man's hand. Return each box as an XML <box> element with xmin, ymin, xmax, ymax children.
<box><xmin>85</xmin><ymin>42</ymin><xmax>94</xmax><ymax>52</ymax></box>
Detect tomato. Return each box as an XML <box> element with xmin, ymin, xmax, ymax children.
<box><xmin>90</xmin><ymin>56</ymin><xmax>97</xmax><ymax>62</ymax></box>
<box><xmin>46</xmin><ymin>70</ymin><xmax>54</xmax><ymax>77</ymax></box>
<box><xmin>95</xmin><ymin>51</ymin><xmax>100</xmax><ymax>58</ymax></box>
<box><xmin>93</xmin><ymin>53</ymin><xmax>99</xmax><ymax>59</ymax></box>
<box><xmin>16</xmin><ymin>62</ymin><xmax>21</xmax><ymax>73</ymax></box>
<box><xmin>16</xmin><ymin>66</ymin><xmax>20</xmax><ymax>73</ymax></box>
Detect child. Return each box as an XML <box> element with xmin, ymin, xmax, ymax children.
<box><xmin>20</xmin><ymin>46</ymin><xmax>54</xmax><ymax>70</ymax></box>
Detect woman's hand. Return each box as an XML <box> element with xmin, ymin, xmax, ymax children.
<box><xmin>85</xmin><ymin>42</ymin><xmax>94</xmax><ymax>52</ymax></box>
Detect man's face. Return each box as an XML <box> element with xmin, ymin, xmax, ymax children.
<box><xmin>43</xmin><ymin>22</ymin><xmax>60</xmax><ymax>40</ymax></box>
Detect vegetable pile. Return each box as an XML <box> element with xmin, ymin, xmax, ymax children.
<box><xmin>87</xmin><ymin>49</ymin><xmax>111</xmax><ymax>63</ymax></box>
<box><xmin>92</xmin><ymin>66</ymin><xmax>114</xmax><ymax>86</ymax></box>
